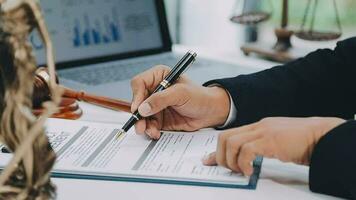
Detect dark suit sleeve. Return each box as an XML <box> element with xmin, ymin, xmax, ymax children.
<box><xmin>309</xmin><ymin>120</ymin><xmax>356</xmax><ymax>199</ymax></box>
<box><xmin>204</xmin><ymin>37</ymin><xmax>356</xmax><ymax>128</ymax></box>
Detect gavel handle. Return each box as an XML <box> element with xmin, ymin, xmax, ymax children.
<box><xmin>61</xmin><ymin>86</ymin><xmax>131</xmax><ymax>113</ymax></box>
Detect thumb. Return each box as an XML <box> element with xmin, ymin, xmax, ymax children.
<box><xmin>138</xmin><ymin>85</ymin><xmax>188</xmax><ymax>117</ymax></box>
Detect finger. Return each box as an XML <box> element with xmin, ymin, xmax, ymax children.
<box><xmin>145</xmin><ymin>116</ymin><xmax>162</xmax><ymax>140</ymax></box>
<box><xmin>136</xmin><ymin>65</ymin><xmax>171</xmax><ymax>93</ymax></box>
<box><xmin>225</xmin><ymin>131</ymin><xmax>261</xmax><ymax>172</ymax></box>
<box><xmin>138</xmin><ymin>84</ymin><xmax>189</xmax><ymax>117</ymax></box>
<box><xmin>131</xmin><ymin>78</ymin><xmax>149</xmax><ymax>113</ymax></box>
<box><xmin>202</xmin><ymin>152</ymin><xmax>217</xmax><ymax>166</ymax></box>
<box><xmin>150</xmin><ymin>112</ymin><xmax>164</xmax><ymax>139</ymax></box>
<box><xmin>131</xmin><ymin>65</ymin><xmax>170</xmax><ymax>112</ymax></box>
<box><xmin>238</xmin><ymin>139</ymin><xmax>267</xmax><ymax>176</ymax></box>
<box><xmin>134</xmin><ymin>119</ymin><xmax>146</xmax><ymax>135</ymax></box>
<box><xmin>161</xmin><ymin>108</ymin><xmax>175</xmax><ymax>131</ymax></box>
<box><xmin>216</xmin><ymin>124</ymin><xmax>257</xmax><ymax>168</ymax></box>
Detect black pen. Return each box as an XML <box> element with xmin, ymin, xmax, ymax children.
<box><xmin>116</xmin><ymin>51</ymin><xmax>197</xmax><ymax>138</ymax></box>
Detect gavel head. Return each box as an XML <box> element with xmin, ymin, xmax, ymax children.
<box><xmin>33</xmin><ymin>67</ymin><xmax>59</xmax><ymax>108</ymax></box>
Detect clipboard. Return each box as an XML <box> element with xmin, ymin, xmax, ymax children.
<box><xmin>0</xmin><ymin>119</ymin><xmax>263</xmax><ymax>190</ymax></box>
<box><xmin>50</xmin><ymin>156</ymin><xmax>263</xmax><ymax>189</ymax></box>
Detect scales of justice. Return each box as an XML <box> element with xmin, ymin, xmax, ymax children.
<box><xmin>231</xmin><ymin>0</ymin><xmax>342</xmax><ymax>62</ymax></box>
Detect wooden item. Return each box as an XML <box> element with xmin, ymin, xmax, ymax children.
<box><xmin>33</xmin><ymin>97</ymin><xmax>83</xmax><ymax>120</ymax></box>
<box><xmin>0</xmin><ymin>0</ymin><xmax>60</xmax><ymax>199</ymax></box>
<box><xmin>34</xmin><ymin>67</ymin><xmax>132</xmax><ymax>113</ymax></box>
<box><xmin>241</xmin><ymin>41</ymin><xmax>307</xmax><ymax>63</ymax></box>
<box><xmin>62</xmin><ymin>87</ymin><xmax>131</xmax><ymax>113</ymax></box>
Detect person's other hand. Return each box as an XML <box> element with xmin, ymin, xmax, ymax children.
<box><xmin>203</xmin><ymin>117</ymin><xmax>345</xmax><ymax>176</ymax></box>
<box><xmin>130</xmin><ymin>65</ymin><xmax>230</xmax><ymax>139</ymax></box>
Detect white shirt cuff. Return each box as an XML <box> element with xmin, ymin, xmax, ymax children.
<box><xmin>207</xmin><ymin>84</ymin><xmax>237</xmax><ymax>128</ymax></box>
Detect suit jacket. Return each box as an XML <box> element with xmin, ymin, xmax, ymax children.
<box><xmin>205</xmin><ymin>37</ymin><xmax>356</xmax><ymax>199</ymax></box>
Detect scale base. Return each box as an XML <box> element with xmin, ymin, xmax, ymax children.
<box><xmin>241</xmin><ymin>42</ymin><xmax>311</xmax><ymax>63</ymax></box>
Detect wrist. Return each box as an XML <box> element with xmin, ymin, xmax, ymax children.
<box><xmin>205</xmin><ymin>86</ymin><xmax>230</xmax><ymax>127</ymax></box>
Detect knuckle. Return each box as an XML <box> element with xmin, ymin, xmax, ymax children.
<box><xmin>130</xmin><ymin>75</ymin><xmax>141</xmax><ymax>86</ymax></box>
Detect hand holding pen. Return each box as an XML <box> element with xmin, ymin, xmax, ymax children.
<box><xmin>121</xmin><ymin>51</ymin><xmax>232</xmax><ymax>139</ymax></box>
<box><xmin>117</xmin><ymin>51</ymin><xmax>197</xmax><ymax>137</ymax></box>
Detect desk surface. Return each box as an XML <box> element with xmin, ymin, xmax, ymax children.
<box><xmin>54</xmin><ymin>46</ymin><xmax>342</xmax><ymax>200</ymax></box>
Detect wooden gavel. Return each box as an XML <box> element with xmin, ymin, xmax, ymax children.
<box><xmin>33</xmin><ymin>67</ymin><xmax>131</xmax><ymax>113</ymax></box>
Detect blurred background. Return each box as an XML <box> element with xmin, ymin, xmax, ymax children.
<box><xmin>164</xmin><ymin>0</ymin><xmax>356</xmax><ymax>54</ymax></box>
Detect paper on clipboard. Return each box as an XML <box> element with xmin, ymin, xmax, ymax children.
<box><xmin>0</xmin><ymin>118</ymin><xmax>262</xmax><ymax>189</ymax></box>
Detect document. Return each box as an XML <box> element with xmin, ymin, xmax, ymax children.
<box><xmin>0</xmin><ymin>119</ymin><xmax>262</xmax><ymax>189</ymax></box>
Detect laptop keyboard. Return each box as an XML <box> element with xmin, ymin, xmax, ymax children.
<box><xmin>58</xmin><ymin>55</ymin><xmax>178</xmax><ymax>86</ymax></box>
<box><xmin>57</xmin><ymin>54</ymin><xmax>253</xmax><ymax>86</ymax></box>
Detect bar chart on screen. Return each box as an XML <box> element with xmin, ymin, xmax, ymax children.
<box><xmin>31</xmin><ymin>0</ymin><xmax>163</xmax><ymax>64</ymax></box>
<box><xmin>72</xmin><ymin>9</ymin><xmax>121</xmax><ymax>48</ymax></box>
<box><xmin>35</xmin><ymin>0</ymin><xmax>124</xmax><ymax>50</ymax></box>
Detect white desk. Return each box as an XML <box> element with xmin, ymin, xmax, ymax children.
<box><xmin>54</xmin><ymin>46</ymin><xmax>343</xmax><ymax>200</ymax></box>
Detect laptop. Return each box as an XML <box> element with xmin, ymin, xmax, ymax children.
<box><xmin>32</xmin><ymin>0</ymin><xmax>255</xmax><ymax>101</ymax></box>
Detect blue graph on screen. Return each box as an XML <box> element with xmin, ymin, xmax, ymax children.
<box><xmin>72</xmin><ymin>10</ymin><xmax>121</xmax><ymax>47</ymax></box>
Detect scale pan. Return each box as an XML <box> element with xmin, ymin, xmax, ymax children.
<box><xmin>295</xmin><ymin>31</ymin><xmax>341</xmax><ymax>41</ymax></box>
<box><xmin>230</xmin><ymin>12</ymin><xmax>270</xmax><ymax>25</ymax></box>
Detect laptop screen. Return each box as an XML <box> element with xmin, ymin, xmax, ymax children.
<box><xmin>32</xmin><ymin>0</ymin><xmax>168</xmax><ymax>67</ymax></box>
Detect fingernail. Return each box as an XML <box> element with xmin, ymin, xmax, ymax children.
<box><xmin>202</xmin><ymin>154</ymin><xmax>212</xmax><ymax>164</ymax></box>
<box><xmin>244</xmin><ymin>168</ymin><xmax>253</xmax><ymax>177</ymax></box>
<box><xmin>135</xmin><ymin>128</ymin><xmax>143</xmax><ymax>135</ymax></box>
<box><xmin>202</xmin><ymin>156</ymin><xmax>209</xmax><ymax>165</ymax></box>
<box><xmin>145</xmin><ymin>130</ymin><xmax>152</xmax><ymax>138</ymax></box>
<box><xmin>138</xmin><ymin>103</ymin><xmax>152</xmax><ymax>116</ymax></box>
<box><xmin>153</xmin><ymin>134</ymin><xmax>160</xmax><ymax>140</ymax></box>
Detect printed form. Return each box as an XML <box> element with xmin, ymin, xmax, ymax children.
<box><xmin>43</xmin><ymin>119</ymin><xmax>250</xmax><ymax>185</ymax></box>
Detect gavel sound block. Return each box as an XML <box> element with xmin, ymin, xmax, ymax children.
<box><xmin>33</xmin><ymin>97</ymin><xmax>83</xmax><ymax>120</ymax></box>
<box><xmin>33</xmin><ymin>67</ymin><xmax>131</xmax><ymax>119</ymax></box>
